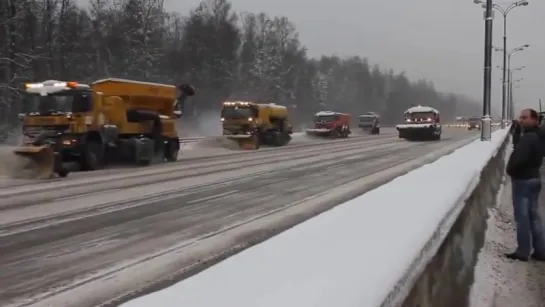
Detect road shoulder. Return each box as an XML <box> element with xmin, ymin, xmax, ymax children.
<box><xmin>470</xmin><ymin>167</ymin><xmax>545</xmax><ymax>307</ymax></box>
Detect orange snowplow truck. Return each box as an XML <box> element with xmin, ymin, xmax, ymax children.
<box><xmin>221</xmin><ymin>101</ymin><xmax>293</xmax><ymax>150</ymax></box>
<box><xmin>14</xmin><ymin>78</ymin><xmax>195</xmax><ymax>178</ymax></box>
<box><xmin>305</xmin><ymin>111</ymin><xmax>351</xmax><ymax>138</ymax></box>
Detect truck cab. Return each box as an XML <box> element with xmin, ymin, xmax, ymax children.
<box><xmin>221</xmin><ymin>101</ymin><xmax>259</xmax><ymax>136</ymax></box>
<box><xmin>467</xmin><ymin>117</ymin><xmax>481</xmax><ymax>130</ymax></box>
<box><xmin>358</xmin><ymin>112</ymin><xmax>380</xmax><ymax>134</ymax></box>
<box><xmin>221</xmin><ymin>101</ymin><xmax>292</xmax><ymax>149</ymax></box>
<box><xmin>305</xmin><ymin>111</ymin><xmax>351</xmax><ymax>138</ymax></box>
<box><xmin>20</xmin><ymin>80</ymin><xmax>94</xmax><ymax>149</ymax></box>
<box><xmin>396</xmin><ymin>106</ymin><xmax>441</xmax><ymax>141</ymax></box>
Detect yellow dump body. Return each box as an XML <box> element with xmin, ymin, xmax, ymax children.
<box><xmin>92</xmin><ymin>78</ymin><xmax>178</xmax><ymax>115</ymax></box>
<box><xmin>255</xmin><ymin>104</ymin><xmax>289</xmax><ymax>126</ymax></box>
<box><xmin>91</xmin><ymin>78</ymin><xmax>179</xmax><ymax>138</ymax></box>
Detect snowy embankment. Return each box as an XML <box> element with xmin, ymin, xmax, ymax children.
<box><xmin>121</xmin><ymin>129</ymin><xmax>510</xmax><ymax>307</ymax></box>
<box><xmin>469</xmin><ymin>145</ymin><xmax>545</xmax><ymax>307</ymax></box>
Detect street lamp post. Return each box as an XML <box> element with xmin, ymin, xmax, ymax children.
<box><xmin>507</xmin><ymin>45</ymin><xmax>528</xmax><ymax>118</ymax></box>
<box><xmin>475</xmin><ymin>1</ymin><xmax>528</xmax><ymax>130</ymax></box>
<box><xmin>511</xmin><ymin>79</ymin><xmax>523</xmax><ymax>117</ymax></box>
<box><xmin>493</xmin><ymin>45</ymin><xmax>528</xmax><ymax>119</ymax></box>
<box><xmin>474</xmin><ymin>0</ymin><xmax>494</xmax><ymax>141</ymax></box>
<box><xmin>509</xmin><ymin>74</ymin><xmax>524</xmax><ymax>118</ymax></box>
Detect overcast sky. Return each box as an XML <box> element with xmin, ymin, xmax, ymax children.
<box><xmin>75</xmin><ymin>0</ymin><xmax>544</xmax><ymax>112</ymax></box>
<box><xmin>161</xmin><ymin>0</ymin><xmax>544</xmax><ymax>113</ymax></box>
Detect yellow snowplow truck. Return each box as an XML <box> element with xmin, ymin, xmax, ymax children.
<box><xmin>221</xmin><ymin>101</ymin><xmax>293</xmax><ymax>150</ymax></box>
<box><xmin>14</xmin><ymin>78</ymin><xmax>195</xmax><ymax>178</ymax></box>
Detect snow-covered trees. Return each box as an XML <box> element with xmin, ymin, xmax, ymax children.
<box><xmin>0</xmin><ymin>0</ymin><xmax>482</xmax><ymax>136</ymax></box>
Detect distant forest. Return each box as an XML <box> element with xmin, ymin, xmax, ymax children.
<box><xmin>0</xmin><ymin>0</ymin><xmax>482</xmax><ymax>133</ymax></box>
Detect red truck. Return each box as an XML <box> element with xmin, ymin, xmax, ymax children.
<box><xmin>305</xmin><ymin>111</ymin><xmax>351</xmax><ymax>138</ymax></box>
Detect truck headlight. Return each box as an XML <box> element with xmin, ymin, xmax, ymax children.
<box><xmin>62</xmin><ymin>138</ymin><xmax>77</xmax><ymax>145</ymax></box>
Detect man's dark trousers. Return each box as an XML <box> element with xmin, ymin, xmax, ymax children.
<box><xmin>512</xmin><ymin>178</ymin><xmax>545</xmax><ymax>257</ymax></box>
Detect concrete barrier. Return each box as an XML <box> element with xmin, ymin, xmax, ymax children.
<box><xmin>398</xmin><ymin>134</ymin><xmax>509</xmax><ymax>307</ymax></box>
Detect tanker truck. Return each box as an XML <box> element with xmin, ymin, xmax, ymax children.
<box><xmin>221</xmin><ymin>101</ymin><xmax>293</xmax><ymax>150</ymax></box>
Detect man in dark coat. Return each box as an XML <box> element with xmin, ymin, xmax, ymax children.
<box><xmin>505</xmin><ymin>108</ymin><xmax>545</xmax><ymax>261</ymax></box>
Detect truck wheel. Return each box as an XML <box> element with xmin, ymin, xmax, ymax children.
<box><xmin>57</xmin><ymin>169</ymin><xmax>69</xmax><ymax>178</ymax></box>
<box><xmin>80</xmin><ymin>141</ymin><xmax>103</xmax><ymax>171</ymax></box>
<box><xmin>273</xmin><ymin>132</ymin><xmax>285</xmax><ymax>146</ymax></box>
<box><xmin>283</xmin><ymin>132</ymin><xmax>292</xmax><ymax>144</ymax></box>
<box><xmin>255</xmin><ymin>135</ymin><xmax>261</xmax><ymax>149</ymax></box>
<box><xmin>137</xmin><ymin>158</ymin><xmax>152</xmax><ymax>166</ymax></box>
<box><xmin>164</xmin><ymin>140</ymin><xmax>179</xmax><ymax>162</ymax></box>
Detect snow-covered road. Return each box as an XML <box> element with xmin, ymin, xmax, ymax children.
<box><xmin>0</xmin><ymin>129</ymin><xmax>477</xmax><ymax>307</ymax></box>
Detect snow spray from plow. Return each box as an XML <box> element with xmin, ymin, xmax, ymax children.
<box><xmin>0</xmin><ymin>136</ymin><xmax>214</xmax><ymax>180</ymax></box>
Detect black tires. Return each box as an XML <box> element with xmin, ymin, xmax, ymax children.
<box><xmin>272</xmin><ymin>132</ymin><xmax>288</xmax><ymax>146</ymax></box>
<box><xmin>335</xmin><ymin>126</ymin><xmax>350</xmax><ymax>138</ymax></box>
<box><xmin>253</xmin><ymin>134</ymin><xmax>262</xmax><ymax>149</ymax></box>
<box><xmin>164</xmin><ymin>139</ymin><xmax>179</xmax><ymax>162</ymax></box>
<box><xmin>80</xmin><ymin>141</ymin><xmax>103</xmax><ymax>171</ymax></box>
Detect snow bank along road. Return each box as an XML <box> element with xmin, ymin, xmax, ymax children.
<box><xmin>0</xmin><ymin>129</ymin><xmax>477</xmax><ymax>307</ymax></box>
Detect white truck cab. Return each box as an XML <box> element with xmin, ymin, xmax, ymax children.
<box><xmin>396</xmin><ymin>106</ymin><xmax>441</xmax><ymax>141</ymax></box>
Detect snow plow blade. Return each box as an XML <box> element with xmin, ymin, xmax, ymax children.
<box><xmin>305</xmin><ymin>129</ymin><xmax>331</xmax><ymax>137</ymax></box>
<box><xmin>12</xmin><ymin>145</ymin><xmax>68</xmax><ymax>179</ymax></box>
<box><xmin>224</xmin><ymin>135</ymin><xmax>259</xmax><ymax>150</ymax></box>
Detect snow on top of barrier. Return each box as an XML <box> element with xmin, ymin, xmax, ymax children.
<box><xmin>120</xmin><ymin>128</ymin><xmax>509</xmax><ymax>307</ymax></box>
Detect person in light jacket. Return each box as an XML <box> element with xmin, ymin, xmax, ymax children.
<box><xmin>505</xmin><ymin>108</ymin><xmax>545</xmax><ymax>262</ymax></box>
